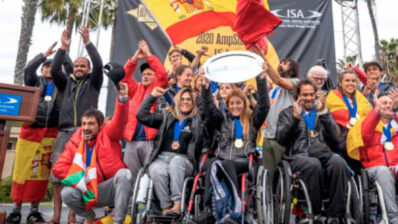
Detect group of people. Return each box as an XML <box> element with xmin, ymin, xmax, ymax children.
<box><xmin>5</xmin><ymin>25</ymin><xmax>398</xmax><ymax>224</ymax></box>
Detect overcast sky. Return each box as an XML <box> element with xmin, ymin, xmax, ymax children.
<box><xmin>0</xmin><ymin>0</ymin><xmax>397</xmax><ymax>113</ymax></box>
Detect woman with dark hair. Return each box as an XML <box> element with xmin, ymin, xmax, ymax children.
<box><xmin>326</xmin><ymin>70</ymin><xmax>372</xmax><ymax>171</ymax></box>
<box><xmin>196</xmin><ymin>65</ymin><xmax>269</xmax><ymax>221</ymax></box>
<box><xmin>136</xmin><ymin>87</ymin><xmax>203</xmax><ymax>216</ymax></box>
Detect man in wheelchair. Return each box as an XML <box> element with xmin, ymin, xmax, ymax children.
<box><xmin>347</xmin><ymin>91</ymin><xmax>398</xmax><ymax>223</ymax></box>
<box><xmin>276</xmin><ymin>80</ymin><xmax>348</xmax><ymax>223</ymax></box>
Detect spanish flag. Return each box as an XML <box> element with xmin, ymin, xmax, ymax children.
<box><xmin>142</xmin><ymin>0</ymin><xmax>281</xmax><ymax>46</ymax></box>
<box><xmin>325</xmin><ymin>89</ymin><xmax>371</xmax><ymax>127</ymax></box>
<box><xmin>11</xmin><ymin>127</ymin><xmax>58</xmax><ymax>204</ymax></box>
<box><xmin>346</xmin><ymin>117</ymin><xmax>393</xmax><ymax>161</ymax></box>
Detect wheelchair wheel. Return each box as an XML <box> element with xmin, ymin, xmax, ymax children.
<box><xmin>131</xmin><ymin>168</ymin><xmax>147</xmax><ymax>224</ymax></box>
<box><xmin>360</xmin><ymin>169</ymin><xmax>370</xmax><ymax>224</ymax></box>
<box><xmin>374</xmin><ymin>181</ymin><xmax>389</xmax><ymax>224</ymax></box>
<box><xmin>274</xmin><ymin>160</ymin><xmax>292</xmax><ymax>224</ymax></box>
<box><xmin>346</xmin><ymin>176</ymin><xmax>361</xmax><ymax>224</ymax></box>
<box><xmin>256</xmin><ymin>166</ymin><xmax>274</xmax><ymax>224</ymax></box>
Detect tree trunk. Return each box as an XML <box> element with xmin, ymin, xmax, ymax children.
<box><xmin>66</xmin><ymin>5</ymin><xmax>77</xmax><ymax>54</ymax></box>
<box><xmin>13</xmin><ymin>0</ymin><xmax>39</xmax><ymax>85</ymax></box>
<box><xmin>105</xmin><ymin>2</ymin><xmax>118</xmax><ymax>117</ymax></box>
<box><xmin>366</xmin><ymin>0</ymin><xmax>380</xmax><ymax>61</ymax></box>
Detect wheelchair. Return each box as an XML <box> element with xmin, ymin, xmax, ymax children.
<box><xmin>273</xmin><ymin>160</ymin><xmax>361</xmax><ymax>224</ymax></box>
<box><xmin>130</xmin><ymin>167</ymin><xmax>195</xmax><ymax>224</ymax></box>
<box><xmin>357</xmin><ymin>169</ymin><xmax>389</xmax><ymax>224</ymax></box>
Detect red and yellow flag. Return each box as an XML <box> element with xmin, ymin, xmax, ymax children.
<box><xmin>11</xmin><ymin>127</ymin><xmax>58</xmax><ymax>204</ymax></box>
<box><xmin>325</xmin><ymin>89</ymin><xmax>371</xmax><ymax>127</ymax></box>
<box><xmin>142</xmin><ymin>0</ymin><xmax>280</xmax><ymax>46</ymax></box>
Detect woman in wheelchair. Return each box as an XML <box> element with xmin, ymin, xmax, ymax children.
<box><xmin>347</xmin><ymin>91</ymin><xmax>398</xmax><ymax>223</ymax></box>
<box><xmin>136</xmin><ymin>87</ymin><xmax>203</xmax><ymax>216</ymax></box>
<box><xmin>325</xmin><ymin>70</ymin><xmax>372</xmax><ymax>173</ymax></box>
<box><xmin>197</xmin><ymin>67</ymin><xmax>269</xmax><ymax>221</ymax></box>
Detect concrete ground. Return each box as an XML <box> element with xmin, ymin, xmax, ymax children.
<box><xmin>0</xmin><ymin>202</ymin><xmax>105</xmax><ymax>223</ymax></box>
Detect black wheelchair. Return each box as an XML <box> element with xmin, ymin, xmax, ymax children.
<box><xmin>273</xmin><ymin>160</ymin><xmax>361</xmax><ymax>224</ymax></box>
<box><xmin>357</xmin><ymin>169</ymin><xmax>389</xmax><ymax>224</ymax></box>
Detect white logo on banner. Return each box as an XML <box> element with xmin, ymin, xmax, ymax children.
<box><xmin>271</xmin><ymin>9</ymin><xmax>322</xmax><ymax>29</ymax></box>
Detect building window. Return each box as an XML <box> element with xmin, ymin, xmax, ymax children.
<box><xmin>7</xmin><ymin>143</ymin><xmax>13</xmax><ymax>150</ymax></box>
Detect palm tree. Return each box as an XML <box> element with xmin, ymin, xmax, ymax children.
<box><xmin>380</xmin><ymin>38</ymin><xmax>398</xmax><ymax>84</ymax></box>
<box><xmin>39</xmin><ymin>0</ymin><xmax>115</xmax><ymax>41</ymax></box>
<box><xmin>366</xmin><ymin>0</ymin><xmax>380</xmax><ymax>61</ymax></box>
<box><xmin>336</xmin><ymin>55</ymin><xmax>357</xmax><ymax>73</ymax></box>
<box><xmin>13</xmin><ymin>0</ymin><xmax>40</xmax><ymax>85</ymax></box>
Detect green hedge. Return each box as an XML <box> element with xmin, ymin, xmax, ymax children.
<box><xmin>0</xmin><ymin>177</ymin><xmax>53</xmax><ymax>203</ymax></box>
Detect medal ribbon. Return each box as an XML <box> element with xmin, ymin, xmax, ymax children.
<box><xmin>234</xmin><ymin>117</ymin><xmax>243</xmax><ymax>140</ymax></box>
<box><xmin>301</xmin><ymin>109</ymin><xmax>315</xmax><ymax>131</ymax></box>
<box><xmin>220</xmin><ymin>101</ymin><xmax>226</xmax><ymax>112</ymax></box>
<box><xmin>383</xmin><ymin>122</ymin><xmax>392</xmax><ymax>143</ymax></box>
<box><xmin>85</xmin><ymin>141</ymin><xmax>95</xmax><ymax>167</ymax></box>
<box><xmin>173</xmin><ymin>119</ymin><xmax>187</xmax><ymax>142</ymax></box>
<box><xmin>342</xmin><ymin>95</ymin><xmax>357</xmax><ymax>118</ymax></box>
<box><xmin>271</xmin><ymin>87</ymin><xmax>280</xmax><ymax>99</ymax></box>
<box><xmin>46</xmin><ymin>81</ymin><xmax>54</xmax><ymax>97</ymax></box>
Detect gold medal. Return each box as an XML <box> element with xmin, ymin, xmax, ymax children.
<box><xmin>234</xmin><ymin>139</ymin><xmax>243</xmax><ymax>148</ymax></box>
<box><xmin>385</xmin><ymin>142</ymin><xmax>394</xmax><ymax>150</ymax></box>
<box><xmin>44</xmin><ymin>95</ymin><xmax>52</xmax><ymax>102</ymax></box>
<box><xmin>349</xmin><ymin>117</ymin><xmax>357</xmax><ymax>126</ymax></box>
<box><xmin>310</xmin><ymin>130</ymin><xmax>318</xmax><ymax>138</ymax></box>
<box><xmin>171</xmin><ymin>141</ymin><xmax>180</xmax><ymax>150</ymax></box>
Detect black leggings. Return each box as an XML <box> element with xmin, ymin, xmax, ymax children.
<box><xmin>203</xmin><ymin>158</ymin><xmax>250</xmax><ymax>206</ymax></box>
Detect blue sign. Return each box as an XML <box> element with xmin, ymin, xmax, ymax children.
<box><xmin>0</xmin><ymin>93</ymin><xmax>22</xmax><ymax>116</ymax></box>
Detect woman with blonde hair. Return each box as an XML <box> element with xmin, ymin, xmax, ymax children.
<box><xmin>195</xmin><ymin>66</ymin><xmax>269</xmax><ymax>222</ymax></box>
<box><xmin>136</xmin><ymin>87</ymin><xmax>203</xmax><ymax>216</ymax></box>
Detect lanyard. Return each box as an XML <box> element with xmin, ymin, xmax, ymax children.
<box><xmin>173</xmin><ymin>119</ymin><xmax>187</xmax><ymax>141</ymax></box>
<box><xmin>234</xmin><ymin>117</ymin><xmax>243</xmax><ymax>140</ymax></box>
<box><xmin>383</xmin><ymin>122</ymin><xmax>392</xmax><ymax>142</ymax></box>
<box><xmin>175</xmin><ymin>85</ymin><xmax>180</xmax><ymax>93</ymax></box>
<box><xmin>210</xmin><ymin>81</ymin><xmax>219</xmax><ymax>94</ymax></box>
<box><xmin>164</xmin><ymin>92</ymin><xmax>175</xmax><ymax>106</ymax></box>
<box><xmin>85</xmin><ymin>141</ymin><xmax>95</xmax><ymax>167</ymax></box>
<box><xmin>302</xmin><ymin>108</ymin><xmax>315</xmax><ymax>131</ymax></box>
<box><xmin>46</xmin><ymin>81</ymin><xmax>54</xmax><ymax>96</ymax></box>
<box><xmin>342</xmin><ymin>95</ymin><xmax>357</xmax><ymax>118</ymax></box>
<box><xmin>220</xmin><ymin>101</ymin><xmax>226</xmax><ymax>112</ymax></box>
<box><xmin>271</xmin><ymin>87</ymin><xmax>280</xmax><ymax>99</ymax></box>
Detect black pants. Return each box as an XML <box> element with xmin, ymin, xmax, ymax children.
<box><xmin>203</xmin><ymin>158</ymin><xmax>250</xmax><ymax>206</ymax></box>
<box><xmin>289</xmin><ymin>154</ymin><xmax>348</xmax><ymax>218</ymax></box>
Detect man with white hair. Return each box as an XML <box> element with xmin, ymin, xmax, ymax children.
<box><xmin>307</xmin><ymin>65</ymin><xmax>328</xmax><ymax>90</ymax></box>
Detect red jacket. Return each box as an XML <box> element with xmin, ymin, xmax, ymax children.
<box><xmin>360</xmin><ymin>110</ymin><xmax>398</xmax><ymax>168</ymax></box>
<box><xmin>122</xmin><ymin>55</ymin><xmax>168</xmax><ymax>141</ymax></box>
<box><xmin>53</xmin><ymin>99</ymin><xmax>129</xmax><ymax>183</ymax></box>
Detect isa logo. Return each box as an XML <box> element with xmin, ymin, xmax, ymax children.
<box><xmin>0</xmin><ymin>93</ymin><xmax>22</xmax><ymax>116</ymax></box>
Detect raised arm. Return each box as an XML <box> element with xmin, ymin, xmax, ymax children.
<box><xmin>201</xmin><ymin>82</ymin><xmax>223</xmax><ymax>129</ymax></box>
<box><xmin>251</xmin><ymin>72</ymin><xmax>270</xmax><ymax>131</ymax></box>
<box><xmin>104</xmin><ymin>83</ymin><xmax>130</xmax><ymax>141</ymax></box>
<box><xmin>136</xmin><ymin>87</ymin><xmax>165</xmax><ymax>129</ymax></box>
<box><xmin>24</xmin><ymin>42</ymin><xmax>58</xmax><ymax>86</ymax></box>
<box><xmin>24</xmin><ymin>53</ymin><xmax>45</xmax><ymax>86</ymax></box>
<box><xmin>264</xmin><ymin>59</ymin><xmax>295</xmax><ymax>90</ymax></box>
<box><xmin>51</xmin><ymin>30</ymin><xmax>70</xmax><ymax>92</ymax></box>
<box><xmin>191</xmin><ymin>46</ymin><xmax>208</xmax><ymax>70</ymax></box>
<box><xmin>80</xmin><ymin>27</ymin><xmax>103</xmax><ymax>90</ymax></box>
<box><xmin>140</xmin><ymin>40</ymin><xmax>168</xmax><ymax>88</ymax></box>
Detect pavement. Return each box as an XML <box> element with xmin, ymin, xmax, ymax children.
<box><xmin>0</xmin><ymin>202</ymin><xmax>105</xmax><ymax>223</ymax></box>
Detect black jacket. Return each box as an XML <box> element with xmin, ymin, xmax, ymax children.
<box><xmin>23</xmin><ymin>53</ymin><xmax>71</xmax><ymax>128</ymax></box>
<box><xmin>202</xmin><ymin>77</ymin><xmax>269</xmax><ymax>161</ymax></box>
<box><xmin>51</xmin><ymin>43</ymin><xmax>103</xmax><ymax>129</ymax></box>
<box><xmin>137</xmin><ymin>94</ymin><xmax>203</xmax><ymax>167</ymax></box>
<box><xmin>276</xmin><ymin>107</ymin><xmax>341</xmax><ymax>160</ymax></box>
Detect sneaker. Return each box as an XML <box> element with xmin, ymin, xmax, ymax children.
<box><xmin>314</xmin><ymin>215</ymin><xmax>326</xmax><ymax>224</ymax></box>
<box><xmin>5</xmin><ymin>211</ymin><xmax>21</xmax><ymax>224</ymax></box>
<box><xmin>26</xmin><ymin>211</ymin><xmax>45</xmax><ymax>223</ymax></box>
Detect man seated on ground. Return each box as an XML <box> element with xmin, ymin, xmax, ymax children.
<box><xmin>52</xmin><ymin>83</ymin><xmax>130</xmax><ymax>224</ymax></box>
<box><xmin>347</xmin><ymin>91</ymin><xmax>398</xmax><ymax>223</ymax></box>
<box><xmin>276</xmin><ymin>80</ymin><xmax>347</xmax><ymax>224</ymax></box>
